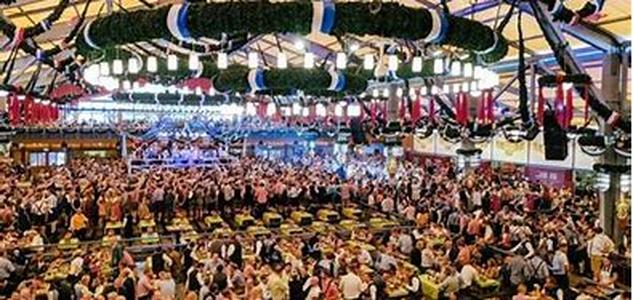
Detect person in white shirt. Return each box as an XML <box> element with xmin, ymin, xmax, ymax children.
<box><xmin>420</xmin><ymin>243</ymin><xmax>435</xmax><ymax>272</ymax></box>
<box><xmin>397</xmin><ymin>232</ymin><xmax>414</xmax><ymax>255</ymax></box>
<box><xmin>588</xmin><ymin>228</ymin><xmax>615</xmax><ymax>280</ymax></box>
<box><xmin>459</xmin><ymin>264</ymin><xmax>479</xmax><ymax>289</ymax></box>
<box><xmin>0</xmin><ymin>252</ymin><xmax>15</xmax><ymax>281</ymax></box>
<box><xmin>303</xmin><ymin>276</ymin><xmax>321</xmax><ymax>300</ymax></box>
<box><xmin>550</xmin><ymin>244</ymin><xmax>570</xmax><ymax>290</ymax></box>
<box><xmin>339</xmin><ymin>268</ymin><xmax>364</xmax><ymax>300</ymax></box>
<box><xmin>157</xmin><ymin>271</ymin><xmax>176</xmax><ymax>299</ymax></box>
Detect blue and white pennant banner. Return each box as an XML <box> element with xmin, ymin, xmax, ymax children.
<box><xmin>311</xmin><ymin>1</ymin><xmax>336</xmax><ymax>34</ymax></box>
<box><xmin>247</xmin><ymin>69</ymin><xmax>267</xmax><ymax>92</ymax></box>
<box><xmin>167</xmin><ymin>3</ymin><xmax>193</xmax><ymax>42</ymax></box>
<box><xmin>423</xmin><ymin>10</ymin><xmax>448</xmax><ymax>44</ymax></box>
<box><xmin>327</xmin><ymin>69</ymin><xmax>346</xmax><ymax>92</ymax></box>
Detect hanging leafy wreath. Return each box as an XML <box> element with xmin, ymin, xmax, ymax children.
<box><xmin>76</xmin><ymin>2</ymin><xmax>508</xmax><ymax>63</ymax></box>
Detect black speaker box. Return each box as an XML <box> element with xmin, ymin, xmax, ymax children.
<box><xmin>543</xmin><ymin>110</ymin><xmax>568</xmax><ymax>160</ymax></box>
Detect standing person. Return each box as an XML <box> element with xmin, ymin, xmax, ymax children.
<box><xmin>0</xmin><ymin>250</ymin><xmax>15</xmax><ymax>296</ymax></box>
<box><xmin>267</xmin><ymin>263</ymin><xmax>289</xmax><ymax>300</ymax></box>
<box><xmin>254</xmin><ymin>181</ymin><xmax>268</xmax><ymax>219</ymax></box>
<box><xmin>136</xmin><ymin>269</ymin><xmax>156</xmax><ymax>300</ymax></box>
<box><xmin>339</xmin><ymin>266</ymin><xmax>364</xmax><ymax>300</ymax></box>
<box><xmin>588</xmin><ymin>227</ymin><xmax>615</xmax><ymax>281</ymax></box>
<box><xmin>164</xmin><ymin>187</ymin><xmax>175</xmax><ymax>223</ymax></box>
<box><xmin>367</xmin><ymin>269</ymin><xmax>387</xmax><ymax>300</ymax></box>
<box><xmin>151</xmin><ymin>184</ymin><xmax>165</xmax><ymax>225</ymax></box>
<box><xmin>549</xmin><ymin>243</ymin><xmax>570</xmax><ymax>291</ymax></box>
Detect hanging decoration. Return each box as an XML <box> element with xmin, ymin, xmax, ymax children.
<box><xmin>166</xmin><ymin>3</ymin><xmax>194</xmax><ymax>43</ymax></box>
<box><xmin>76</xmin><ymin>2</ymin><xmax>508</xmax><ymax>63</ymax></box>
<box><xmin>247</xmin><ymin>69</ymin><xmax>267</xmax><ymax>92</ymax></box>
<box><xmin>326</xmin><ymin>69</ymin><xmax>347</xmax><ymax>92</ymax></box>
<box><xmin>541</xmin><ymin>0</ymin><xmax>605</xmax><ymax>24</ymax></box>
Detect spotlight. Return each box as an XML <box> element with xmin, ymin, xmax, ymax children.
<box><xmin>128</xmin><ymin>58</ymin><xmax>139</xmax><ymax>74</ymax></box>
<box><xmin>363</xmin><ymin>54</ymin><xmax>374</xmax><ymax>70</ymax></box>
<box><xmin>167</xmin><ymin>54</ymin><xmax>178</xmax><ymax>71</ymax></box>
<box><xmin>188</xmin><ymin>53</ymin><xmax>199</xmax><ymax>71</ymax></box>
<box><xmin>474</xmin><ymin>65</ymin><xmax>484</xmax><ymax>80</ymax></box>
<box><xmin>248</xmin><ymin>52</ymin><xmax>259</xmax><ymax>69</ymax></box>
<box><xmin>433</xmin><ymin>58</ymin><xmax>443</xmax><ymax>74</ymax></box>
<box><xmin>334</xmin><ymin>103</ymin><xmax>344</xmax><ymax>117</ymax></box>
<box><xmin>267</xmin><ymin>103</ymin><xmax>277</xmax><ymax>116</ymax></box>
<box><xmin>450</xmin><ymin>61</ymin><xmax>461</xmax><ymax>76</ymax></box>
<box><xmin>316</xmin><ymin>103</ymin><xmax>326</xmax><ymax>117</ymax></box>
<box><xmin>218</xmin><ymin>52</ymin><xmax>228</xmax><ymax>69</ymax></box>
<box><xmin>372</xmin><ymin>89</ymin><xmax>379</xmax><ymax>98</ymax></box>
<box><xmin>463</xmin><ymin>62</ymin><xmax>473</xmax><ymax>77</ymax></box>
<box><xmin>388</xmin><ymin>55</ymin><xmax>398</xmax><ymax>71</ymax></box>
<box><xmin>347</xmin><ymin>103</ymin><xmax>361</xmax><ymax>117</ymax></box>
<box><xmin>336</xmin><ymin>52</ymin><xmax>347</xmax><ymax>69</ymax></box>
<box><xmin>147</xmin><ymin>56</ymin><xmax>157</xmax><ymax>73</ymax></box>
<box><xmin>99</xmin><ymin>62</ymin><xmax>110</xmax><ymax>76</ymax></box>
<box><xmin>462</xmin><ymin>82</ymin><xmax>470</xmax><ymax>92</ymax></box>
<box><xmin>112</xmin><ymin>59</ymin><xmax>123</xmax><ymax>75</ymax></box>
<box><xmin>412</xmin><ymin>56</ymin><xmax>423</xmax><ymax>73</ymax></box>
<box><xmin>277</xmin><ymin>52</ymin><xmax>288</xmax><ymax>69</ymax></box>
<box><xmin>304</xmin><ymin>52</ymin><xmax>314</xmax><ymax>69</ymax></box>
<box><xmin>292</xmin><ymin>102</ymin><xmax>302</xmax><ymax>115</ymax></box>
<box><xmin>409</xmin><ymin>88</ymin><xmax>416</xmax><ymax>97</ymax></box>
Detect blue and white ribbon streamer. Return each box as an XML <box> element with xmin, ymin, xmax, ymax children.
<box><xmin>327</xmin><ymin>69</ymin><xmax>346</xmax><ymax>92</ymax></box>
<box><xmin>40</xmin><ymin>20</ymin><xmax>51</xmax><ymax>31</ymax></box>
<box><xmin>167</xmin><ymin>3</ymin><xmax>193</xmax><ymax>42</ymax></box>
<box><xmin>247</xmin><ymin>69</ymin><xmax>266</xmax><ymax>92</ymax></box>
<box><xmin>311</xmin><ymin>0</ymin><xmax>336</xmax><ymax>34</ymax></box>
<box><xmin>35</xmin><ymin>49</ymin><xmax>45</xmax><ymax>61</ymax></box>
<box><xmin>475</xmin><ymin>31</ymin><xmax>499</xmax><ymax>55</ymax></box>
<box><xmin>549</xmin><ymin>0</ymin><xmax>564</xmax><ymax>15</ymax></box>
<box><xmin>423</xmin><ymin>10</ymin><xmax>448</xmax><ymax>44</ymax></box>
<box><xmin>590</xmin><ymin>0</ymin><xmax>605</xmax><ymax>12</ymax></box>
<box><xmin>83</xmin><ymin>21</ymin><xmax>101</xmax><ymax>50</ymax></box>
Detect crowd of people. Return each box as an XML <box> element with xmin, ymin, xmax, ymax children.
<box><xmin>0</xmin><ymin>149</ymin><xmax>629</xmax><ymax>300</ymax></box>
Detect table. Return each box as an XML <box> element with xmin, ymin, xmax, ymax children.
<box><xmin>138</xmin><ymin>219</ymin><xmax>156</xmax><ymax>228</ymax></box>
<box><xmin>105</xmin><ymin>221</ymin><xmax>124</xmax><ymax>231</ymax></box>
<box><xmin>57</xmin><ymin>238</ymin><xmax>79</xmax><ymax>250</ymax></box>
<box><xmin>140</xmin><ymin>233</ymin><xmax>160</xmax><ymax>244</ymax></box>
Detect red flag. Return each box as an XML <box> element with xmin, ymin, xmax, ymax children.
<box><xmin>455</xmin><ymin>92</ymin><xmax>462</xmax><ymax>124</ymax></box>
<box><xmin>477</xmin><ymin>91</ymin><xmax>486</xmax><ymax>124</ymax></box>
<box><xmin>370</xmin><ymin>101</ymin><xmax>377</xmax><ymax>123</ymax></box>
<box><xmin>462</xmin><ymin>92</ymin><xmax>470</xmax><ymax>125</ymax></box>
<box><xmin>22</xmin><ymin>96</ymin><xmax>33</xmax><ymax>125</ymax></box>
<box><xmin>582</xmin><ymin>86</ymin><xmax>589</xmax><ymax>124</ymax></box>
<box><xmin>486</xmin><ymin>90</ymin><xmax>494</xmax><ymax>124</ymax></box>
<box><xmin>429</xmin><ymin>96</ymin><xmax>435</xmax><ymax>122</ymax></box>
<box><xmin>565</xmin><ymin>87</ymin><xmax>574</xmax><ymax>128</ymax></box>
<box><xmin>554</xmin><ymin>83</ymin><xmax>565</xmax><ymax>127</ymax></box>
<box><xmin>411</xmin><ymin>96</ymin><xmax>421</xmax><ymax>123</ymax></box>
<box><xmin>537</xmin><ymin>87</ymin><xmax>545</xmax><ymax>125</ymax></box>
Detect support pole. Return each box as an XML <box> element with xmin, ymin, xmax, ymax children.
<box><xmin>598</xmin><ymin>53</ymin><xmax>627</xmax><ymax>243</ymax></box>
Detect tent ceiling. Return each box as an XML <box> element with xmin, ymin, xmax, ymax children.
<box><xmin>0</xmin><ymin>0</ymin><xmax>630</xmax><ymax>110</ymax></box>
